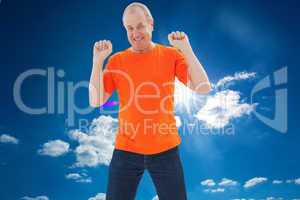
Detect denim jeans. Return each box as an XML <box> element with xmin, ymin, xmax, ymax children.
<box><xmin>106</xmin><ymin>145</ymin><xmax>187</xmax><ymax>200</ymax></box>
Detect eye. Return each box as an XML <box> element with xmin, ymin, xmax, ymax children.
<box><xmin>127</xmin><ymin>26</ymin><xmax>134</xmax><ymax>31</ymax></box>
<box><xmin>137</xmin><ymin>24</ymin><xmax>145</xmax><ymax>30</ymax></box>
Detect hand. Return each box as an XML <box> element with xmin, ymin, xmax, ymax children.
<box><xmin>168</xmin><ymin>31</ymin><xmax>192</xmax><ymax>52</ymax></box>
<box><xmin>93</xmin><ymin>40</ymin><xmax>112</xmax><ymax>65</ymax></box>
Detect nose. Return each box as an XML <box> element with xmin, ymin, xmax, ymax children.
<box><xmin>132</xmin><ymin>29</ymin><xmax>141</xmax><ymax>38</ymax></box>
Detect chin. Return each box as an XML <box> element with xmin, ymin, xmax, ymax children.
<box><xmin>135</xmin><ymin>42</ymin><xmax>151</xmax><ymax>50</ymax></box>
<box><xmin>131</xmin><ymin>44</ymin><xmax>144</xmax><ymax>51</ymax></box>
<box><xmin>135</xmin><ymin>45</ymin><xmax>145</xmax><ymax>50</ymax></box>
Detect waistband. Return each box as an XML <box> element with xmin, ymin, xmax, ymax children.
<box><xmin>114</xmin><ymin>145</ymin><xmax>179</xmax><ymax>157</ymax></box>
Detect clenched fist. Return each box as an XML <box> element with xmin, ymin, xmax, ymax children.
<box><xmin>168</xmin><ymin>31</ymin><xmax>192</xmax><ymax>52</ymax></box>
<box><xmin>93</xmin><ymin>40</ymin><xmax>112</xmax><ymax>64</ymax></box>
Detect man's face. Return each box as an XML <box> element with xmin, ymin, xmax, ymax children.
<box><xmin>123</xmin><ymin>9</ymin><xmax>153</xmax><ymax>51</ymax></box>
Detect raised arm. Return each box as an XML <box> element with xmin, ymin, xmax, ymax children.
<box><xmin>89</xmin><ymin>40</ymin><xmax>113</xmax><ymax>107</ymax></box>
<box><xmin>168</xmin><ymin>31</ymin><xmax>211</xmax><ymax>94</ymax></box>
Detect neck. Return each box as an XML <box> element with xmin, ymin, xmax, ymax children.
<box><xmin>131</xmin><ymin>42</ymin><xmax>155</xmax><ymax>53</ymax></box>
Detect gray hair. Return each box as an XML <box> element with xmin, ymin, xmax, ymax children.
<box><xmin>122</xmin><ymin>2</ymin><xmax>153</xmax><ymax>24</ymax></box>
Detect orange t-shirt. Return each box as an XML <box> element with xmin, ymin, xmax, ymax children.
<box><xmin>103</xmin><ymin>43</ymin><xmax>190</xmax><ymax>155</ymax></box>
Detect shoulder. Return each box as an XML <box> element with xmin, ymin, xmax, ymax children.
<box><xmin>105</xmin><ymin>52</ymin><xmax>123</xmax><ymax>69</ymax></box>
<box><xmin>156</xmin><ymin>43</ymin><xmax>180</xmax><ymax>59</ymax></box>
<box><xmin>106</xmin><ymin>51</ymin><xmax>124</xmax><ymax>66</ymax></box>
<box><xmin>108</xmin><ymin>51</ymin><xmax>122</xmax><ymax>61</ymax></box>
<box><xmin>157</xmin><ymin>43</ymin><xmax>174</xmax><ymax>51</ymax></box>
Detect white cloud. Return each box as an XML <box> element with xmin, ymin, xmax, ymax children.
<box><xmin>68</xmin><ymin>115</ymin><xmax>118</xmax><ymax>167</ymax></box>
<box><xmin>231</xmin><ymin>199</ymin><xmax>255</xmax><ymax>200</ymax></box>
<box><xmin>21</xmin><ymin>196</ymin><xmax>49</xmax><ymax>200</ymax></box>
<box><xmin>201</xmin><ymin>179</ymin><xmax>216</xmax><ymax>187</ymax></box>
<box><xmin>295</xmin><ymin>178</ymin><xmax>300</xmax><ymax>185</ymax></box>
<box><xmin>0</xmin><ymin>134</ymin><xmax>19</xmax><ymax>144</ymax></box>
<box><xmin>232</xmin><ymin>198</ymin><xmax>282</xmax><ymax>200</ymax></box>
<box><xmin>272</xmin><ymin>180</ymin><xmax>283</xmax><ymax>184</ymax></box>
<box><xmin>174</xmin><ymin>71</ymin><xmax>256</xmax><ymax>127</ymax></box>
<box><xmin>286</xmin><ymin>179</ymin><xmax>293</xmax><ymax>183</ymax></box>
<box><xmin>174</xmin><ymin>115</ymin><xmax>182</xmax><ymax>128</ymax></box>
<box><xmin>65</xmin><ymin>172</ymin><xmax>92</xmax><ymax>183</ymax></box>
<box><xmin>174</xmin><ymin>79</ymin><xmax>194</xmax><ymax>104</ymax></box>
<box><xmin>204</xmin><ymin>188</ymin><xmax>225</xmax><ymax>193</ymax></box>
<box><xmin>152</xmin><ymin>195</ymin><xmax>159</xmax><ymax>200</ymax></box>
<box><xmin>38</xmin><ymin>140</ymin><xmax>69</xmax><ymax>157</ymax></box>
<box><xmin>214</xmin><ymin>71</ymin><xmax>256</xmax><ymax>89</ymax></box>
<box><xmin>88</xmin><ymin>193</ymin><xmax>106</xmax><ymax>200</ymax></box>
<box><xmin>265</xmin><ymin>197</ymin><xmax>283</xmax><ymax>200</ymax></box>
<box><xmin>218</xmin><ymin>178</ymin><xmax>238</xmax><ymax>186</ymax></box>
<box><xmin>244</xmin><ymin>177</ymin><xmax>268</xmax><ymax>188</ymax></box>
<box><xmin>195</xmin><ymin>90</ymin><xmax>254</xmax><ymax>128</ymax></box>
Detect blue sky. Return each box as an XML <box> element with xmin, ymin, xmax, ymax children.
<box><xmin>0</xmin><ymin>0</ymin><xmax>299</xmax><ymax>200</ymax></box>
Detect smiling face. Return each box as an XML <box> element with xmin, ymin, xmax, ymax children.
<box><xmin>123</xmin><ymin>8</ymin><xmax>154</xmax><ymax>52</ymax></box>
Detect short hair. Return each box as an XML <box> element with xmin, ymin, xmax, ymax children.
<box><xmin>122</xmin><ymin>2</ymin><xmax>153</xmax><ymax>24</ymax></box>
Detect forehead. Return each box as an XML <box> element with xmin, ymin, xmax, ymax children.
<box><xmin>123</xmin><ymin>8</ymin><xmax>148</xmax><ymax>27</ymax></box>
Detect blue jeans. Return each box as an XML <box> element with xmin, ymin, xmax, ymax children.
<box><xmin>106</xmin><ymin>145</ymin><xmax>187</xmax><ymax>200</ymax></box>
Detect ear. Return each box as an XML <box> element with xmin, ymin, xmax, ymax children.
<box><xmin>150</xmin><ymin>20</ymin><xmax>154</xmax><ymax>31</ymax></box>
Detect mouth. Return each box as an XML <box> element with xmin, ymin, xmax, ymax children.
<box><xmin>133</xmin><ymin>37</ymin><xmax>144</xmax><ymax>42</ymax></box>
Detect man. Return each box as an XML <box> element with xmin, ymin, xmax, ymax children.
<box><xmin>89</xmin><ymin>2</ymin><xmax>211</xmax><ymax>200</ymax></box>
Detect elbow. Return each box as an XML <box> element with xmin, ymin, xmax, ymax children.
<box><xmin>89</xmin><ymin>100</ymin><xmax>106</xmax><ymax>108</ymax></box>
<box><xmin>193</xmin><ymin>82</ymin><xmax>212</xmax><ymax>94</ymax></box>
<box><xmin>89</xmin><ymin>102</ymin><xmax>100</xmax><ymax>108</ymax></box>
<box><xmin>89</xmin><ymin>95</ymin><xmax>103</xmax><ymax>108</ymax></box>
<box><xmin>201</xmin><ymin>84</ymin><xmax>212</xmax><ymax>94</ymax></box>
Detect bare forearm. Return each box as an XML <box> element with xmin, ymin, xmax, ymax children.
<box><xmin>181</xmin><ymin>47</ymin><xmax>211</xmax><ymax>94</ymax></box>
<box><xmin>89</xmin><ymin>39</ymin><xmax>113</xmax><ymax>107</ymax></box>
<box><xmin>89</xmin><ymin>61</ymin><xmax>104</xmax><ymax>107</ymax></box>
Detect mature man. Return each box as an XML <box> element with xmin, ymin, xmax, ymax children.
<box><xmin>89</xmin><ymin>2</ymin><xmax>211</xmax><ymax>200</ymax></box>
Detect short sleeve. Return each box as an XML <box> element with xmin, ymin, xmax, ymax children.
<box><xmin>103</xmin><ymin>54</ymin><xmax>119</xmax><ymax>95</ymax></box>
<box><xmin>174</xmin><ymin>49</ymin><xmax>190</xmax><ymax>86</ymax></box>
